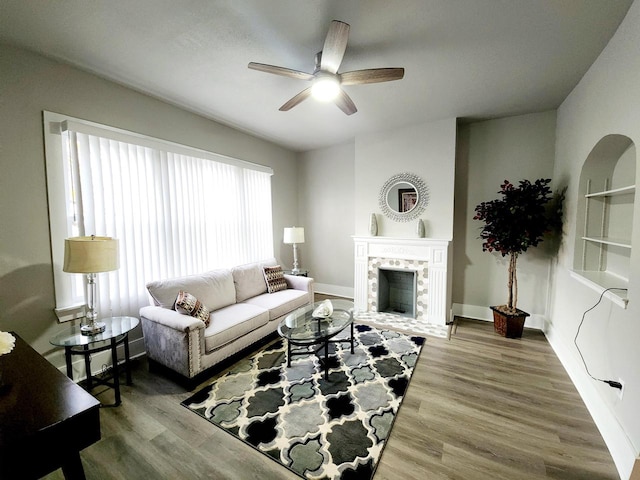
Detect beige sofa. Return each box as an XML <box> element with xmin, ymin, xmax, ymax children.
<box><xmin>139</xmin><ymin>258</ymin><xmax>313</xmax><ymax>382</ymax></box>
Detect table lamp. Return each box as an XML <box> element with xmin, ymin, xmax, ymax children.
<box><xmin>63</xmin><ymin>235</ymin><xmax>119</xmax><ymax>335</ymax></box>
<box><xmin>283</xmin><ymin>227</ymin><xmax>305</xmax><ymax>274</ymax></box>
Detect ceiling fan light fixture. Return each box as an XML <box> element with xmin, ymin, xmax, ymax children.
<box><xmin>311</xmin><ymin>74</ymin><xmax>340</xmax><ymax>102</ymax></box>
<box><xmin>249</xmin><ymin>20</ymin><xmax>404</xmax><ymax>114</ymax></box>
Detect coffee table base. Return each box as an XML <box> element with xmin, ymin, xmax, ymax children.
<box><xmin>285</xmin><ymin>323</ymin><xmax>355</xmax><ymax>380</ymax></box>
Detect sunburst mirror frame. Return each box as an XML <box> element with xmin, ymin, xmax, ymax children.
<box><xmin>378</xmin><ymin>172</ymin><xmax>429</xmax><ymax>222</ymax></box>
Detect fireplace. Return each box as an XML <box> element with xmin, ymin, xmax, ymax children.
<box><xmin>353</xmin><ymin>236</ymin><xmax>451</xmax><ymax>325</ymax></box>
<box><xmin>377</xmin><ymin>268</ymin><xmax>417</xmax><ymax>317</ymax></box>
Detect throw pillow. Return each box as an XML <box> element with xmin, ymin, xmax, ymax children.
<box><xmin>175</xmin><ymin>290</ymin><xmax>211</xmax><ymax>326</ymax></box>
<box><xmin>263</xmin><ymin>265</ymin><xmax>287</xmax><ymax>293</ymax></box>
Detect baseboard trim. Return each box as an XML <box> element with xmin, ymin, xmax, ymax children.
<box><xmin>544</xmin><ymin>321</ymin><xmax>636</xmax><ymax>479</ymax></box>
<box><xmin>452</xmin><ymin>303</ymin><xmax>544</xmax><ymax>330</ymax></box>
<box><xmin>314</xmin><ymin>283</ymin><xmax>354</xmax><ymax>299</ymax></box>
<box><xmin>630</xmin><ymin>457</ymin><xmax>640</xmax><ymax>480</ymax></box>
<box><xmin>452</xmin><ymin>303</ymin><xmax>492</xmax><ymax>322</ymax></box>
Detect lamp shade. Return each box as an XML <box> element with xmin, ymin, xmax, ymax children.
<box><xmin>63</xmin><ymin>236</ymin><xmax>119</xmax><ymax>273</ymax></box>
<box><xmin>283</xmin><ymin>227</ymin><xmax>305</xmax><ymax>244</ymax></box>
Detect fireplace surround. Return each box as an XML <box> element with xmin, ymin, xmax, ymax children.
<box><xmin>353</xmin><ymin>236</ymin><xmax>451</xmax><ymax>325</ymax></box>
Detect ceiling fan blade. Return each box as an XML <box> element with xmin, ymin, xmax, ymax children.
<box><xmin>279</xmin><ymin>87</ymin><xmax>313</xmax><ymax>111</ymax></box>
<box><xmin>321</xmin><ymin>20</ymin><xmax>350</xmax><ymax>74</ymax></box>
<box><xmin>334</xmin><ymin>89</ymin><xmax>357</xmax><ymax>115</ymax></box>
<box><xmin>248</xmin><ymin>62</ymin><xmax>314</xmax><ymax>81</ymax></box>
<box><xmin>340</xmin><ymin>68</ymin><xmax>405</xmax><ymax>85</ymax></box>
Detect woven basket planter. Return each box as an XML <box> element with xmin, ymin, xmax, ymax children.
<box><xmin>490</xmin><ymin>306</ymin><xmax>530</xmax><ymax>338</ymax></box>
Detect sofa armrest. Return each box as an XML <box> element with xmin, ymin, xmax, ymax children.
<box><xmin>284</xmin><ymin>274</ymin><xmax>314</xmax><ymax>298</ymax></box>
<box><xmin>139</xmin><ymin>305</ymin><xmax>204</xmax><ymax>332</ymax></box>
<box><xmin>139</xmin><ymin>305</ymin><xmax>205</xmax><ymax>379</ymax></box>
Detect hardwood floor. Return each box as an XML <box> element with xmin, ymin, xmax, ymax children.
<box><xmin>43</xmin><ymin>316</ymin><xmax>618</xmax><ymax>480</ymax></box>
<box><xmin>376</xmin><ymin>318</ymin><xmax>618</xmax><ymax>480</ymax></box>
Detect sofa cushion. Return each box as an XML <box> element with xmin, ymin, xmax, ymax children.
<box><xmin>242</xmin><ymin>289</ymin><xmax>310</xmax><ymax>321</ymax></box>
<box><xmin>263</xmin><ymin>265</ymin><xmax>287</xmax><ymax>293</ymax></box>
<box><xmin>174</xmin><ymin>291</ymin><xmax>211</xmax><ymax>326</ymax></box>
<box><xmin>147</xmin><ymin>269</ymin><xmax>236</xmax><ymax>311</ymax></box>
<box><xmin>232</xmin><ymin>259</ymin><xmax>276</xmax><ymax>302</ymax></box>
<box><xmin>204</xmin><ymin>303</ymin><xmax>269</xmax><ymax>353</ymax></box>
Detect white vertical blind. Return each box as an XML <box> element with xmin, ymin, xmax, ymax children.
<box><xmin>62</xmin><ymin>128</ymin><xmax>274</xmax><ymax>318</ymax></box>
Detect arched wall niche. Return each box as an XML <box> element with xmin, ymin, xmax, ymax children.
<box><xmin>572</xmin><ymin>134</ymin><xmax>636</xmax><ymax>307</ymax></box>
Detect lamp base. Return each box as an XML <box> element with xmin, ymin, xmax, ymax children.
<box><xmin>81</xmin><ymin>321</ymin><xmax>106</xmax><ymax>336</ymax></box>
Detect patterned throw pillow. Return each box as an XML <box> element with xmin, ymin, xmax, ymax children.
<box><xmin>175</xmin><ymin>290</ymin><xmax>211</xmax><ymax>326</ymax></box>
<box><xmin>263</xmin><ymin>265</ymin><xmax>287</xmax><ymax>293</ymax></box>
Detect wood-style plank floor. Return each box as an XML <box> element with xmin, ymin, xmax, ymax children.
<box><xmin>43</xmin><ymin>315</ymin><xmax>619</xmax><ymax>480</ymax></box>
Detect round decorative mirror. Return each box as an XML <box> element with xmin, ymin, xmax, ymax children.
<box><xmin>378</xmin><ymin>172</ymin><xmax>429</xmax><ymax>222</ymax></box>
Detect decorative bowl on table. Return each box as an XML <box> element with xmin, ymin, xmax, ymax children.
<box><xmin>312</xmin><ymin>299</ymin><xmax>333</xmax><ymax>319</ymax></box>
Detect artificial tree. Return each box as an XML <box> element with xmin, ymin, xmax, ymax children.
<box><xmin>473</xmin><ymin>178</ymin><xmax>554</xmax><ymax>337</ymax></box>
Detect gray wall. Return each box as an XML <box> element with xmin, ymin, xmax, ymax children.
<box><xmin>0</xmin><ymin>43</ymin><xmax>299</xmax><ymax>366</ymax></box>
<box><xmin>547</xmin><ymin>1</ymin><xmax>640</xmax><ymax>476</ymax></box>
<box><xmin>298</xmin><ymin>141</ymin><xmax>355</xmax><ymax>296</ymax></box>
<box><xmin>453</xmin><ymin>111</ymin><xmax>557</xmax><ymax>327</ymax></box>
<box><xmin>354</xmin><ymin>118</ymin><xmax>457</xmax><ymax>240</ymax></box>
<box><xmin>296</xmin><ymin>118</ymin><xmax>457</xmax><ymax>298</ymax></box>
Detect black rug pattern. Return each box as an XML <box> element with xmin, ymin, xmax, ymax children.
<box><xmin>182</xmin><ymin>324</ymin><xmax>424</xmax><ymax>479</ymax></box>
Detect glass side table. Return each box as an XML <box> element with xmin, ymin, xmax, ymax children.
<box><xmin>284</xmin><ymin>269</ymin><xmax>309</xmax><ymax>277</ymax></box>
<box><xmin>50</xmin><ymin>316</ymin><xmax>139</xmax><ymax>406</ymax></box>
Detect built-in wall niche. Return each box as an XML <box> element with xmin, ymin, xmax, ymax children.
<box><xmin>571</xmin><ymin>134</ymin><xmax>636</xmax><ymax>308</ymax></box>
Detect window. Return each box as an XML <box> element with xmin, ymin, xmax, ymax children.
<box><xmin>44</xmin><ymin>112</ymin><xmax>274</xmax><ymax>319</ymax></box>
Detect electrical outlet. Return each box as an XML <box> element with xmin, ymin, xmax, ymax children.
<box><xmin>617</xmin><ymin>378</ymin><xmax>625</xmax><ymax>400</ymax></box>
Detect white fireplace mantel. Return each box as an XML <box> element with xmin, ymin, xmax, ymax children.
<box><xmin>353</xmin><ymin>236</ymin><xmax>452</xmax><ymax>325</ymax></box>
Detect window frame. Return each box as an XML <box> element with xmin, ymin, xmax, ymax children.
<box><xmin>43</xmin><ymin>111</ymin><xmax>274</xmax><ymax>320</ymax></box>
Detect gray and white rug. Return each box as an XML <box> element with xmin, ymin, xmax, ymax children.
<box><xmin>182</xmin><ymin>325</ymin><xmax>424</xmax><ymax>480</ymax></box>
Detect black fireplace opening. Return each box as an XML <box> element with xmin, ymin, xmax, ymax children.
<box><xmin>377</xmin><ymin>268</ymin><xmax>417</xmax><ymax>318</ymax></box>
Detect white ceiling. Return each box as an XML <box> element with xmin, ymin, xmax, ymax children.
<box><xmin>0</xmin><ymin>0</ymin><xmax>633</xmax><ymax>152</ymax></box>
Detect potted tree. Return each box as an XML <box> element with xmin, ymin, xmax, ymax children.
<box><xmin>473</xmin><ymin>178</ymin><xmax>554</xmax><ymax>338</ymax></box>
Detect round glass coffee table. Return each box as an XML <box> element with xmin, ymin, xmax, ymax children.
<box><xmin>278</xmin><ymin>299</ymin><xmax>355</xmax><ymax>379</ymax></box>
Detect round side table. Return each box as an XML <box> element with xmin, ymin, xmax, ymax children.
<box><xmin>50</xmin><ymin>316</ymin><xmax>139</xmax><ymax>406</ymax></box>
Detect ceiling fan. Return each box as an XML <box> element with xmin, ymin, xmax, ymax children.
<box><xmin>248</xmin><ymin>20</ymin><xmax>405</xmax><ymax>115</ymax></box>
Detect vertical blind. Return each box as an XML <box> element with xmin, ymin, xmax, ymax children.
<box><xmin>62</xmin><ymin>127</ymin><xmax>274</xmax><ymax>318</ymax></box>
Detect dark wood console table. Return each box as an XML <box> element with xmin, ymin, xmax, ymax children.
<box><xmin>0</xmin><ymin>333</ymin><xmax>100</xmax><ymax>479</ymax></box>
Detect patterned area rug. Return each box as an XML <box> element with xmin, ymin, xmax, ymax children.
<box><xmin>182</xmin><ymin>325</ymin><xmax>424</xmax><ymax>480</ymax></box>
<box><xmin>354</xmin><ymin>311</ymin><xmax>449</xmax><ymax>339</ymax></box>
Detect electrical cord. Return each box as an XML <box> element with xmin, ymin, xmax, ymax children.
<box><xmin>574</xmin><ymin>287</ymin><xmax>627</xmax><ymax>390</ymax></box>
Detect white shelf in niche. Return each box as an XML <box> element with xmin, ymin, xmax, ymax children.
<box><xmin>581</xmin><ymin>236</ymin><xmax>632</xmax><ymax>249</ymax></box>
<box><xmin>570</xmin><ymin>270</ymin><xmax>629</xmax><ymax>308</ymax></box>
<box><xmin>573</xmin><ymin>136</ymin><xmax>635</xmax><ymax>310</ymax></box>
<box><xmin>585</xmin><ymin>185</ymin><xmax>635</xmax><ymax>198</ymax></box>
